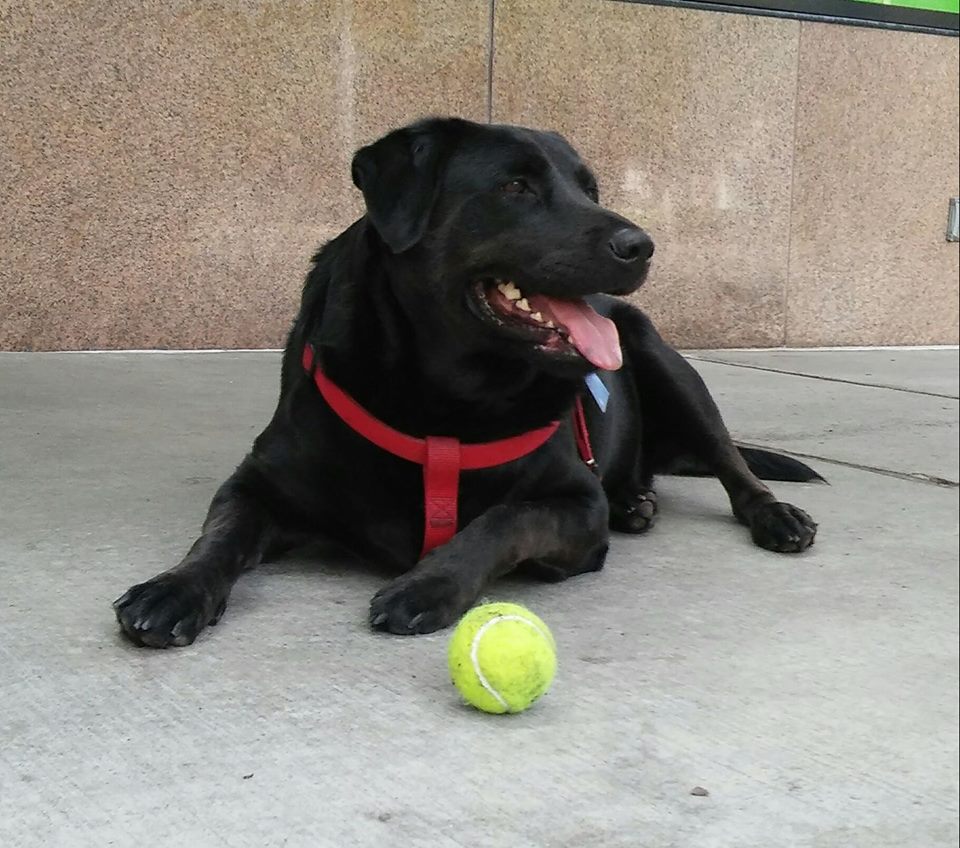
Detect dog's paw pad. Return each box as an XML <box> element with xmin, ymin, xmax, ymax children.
<box><xmin>609</xmin><ymin>490</ymin><xmax>658</xmax><ymax>534</ymax></box>
<box><xmin>750</xmin><ymin>502</ymin><xmax>817</xmax><ymax>553</ymax></box>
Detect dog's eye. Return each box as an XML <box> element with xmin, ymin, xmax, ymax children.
<box><xmin>500</xmin><ymin>179</ymin><xmax>529</xmax><ymax>195</ymax></box>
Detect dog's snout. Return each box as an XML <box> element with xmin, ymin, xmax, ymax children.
<box><xmin>608</xmin><ymin>228</ymin><xmax>654</xmax><ymax>264</ymax></box>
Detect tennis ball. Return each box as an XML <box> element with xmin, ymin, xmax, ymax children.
<box><xmin>448</xmin><ymin>602</ymin><xmax>557</xmax><ymax>714</ymax></box>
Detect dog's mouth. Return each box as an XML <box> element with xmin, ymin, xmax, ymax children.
<box><xmin>471</xmin><ymin>280</ymin><xmax>623</xmax><ymax>371</ymax></box>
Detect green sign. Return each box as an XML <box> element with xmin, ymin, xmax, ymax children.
<box><xmin>617</xmin><ymin>0</ymin><xmax>959</xmax><ymax>35</ymax></box>
<box><xmin>853</xmin><ymin>0</ymin><xmax>958</xmax><ymax>12</ymax></box>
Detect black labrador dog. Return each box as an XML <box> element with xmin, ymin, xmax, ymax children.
<box><xmin>114</xmin><ymin>117</ymin><xmax>818</xmax><ymax>647</ymax></box>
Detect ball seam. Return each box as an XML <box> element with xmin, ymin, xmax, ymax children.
<box><xmin>468</xmin><ymin>614</ymin><xmax>552</xmax><ymax>713</ymax></box>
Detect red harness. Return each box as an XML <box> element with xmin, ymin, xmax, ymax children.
<box><xmin>303</xmin><ymin>345</ymin><xmax>596</xmax><ymax>558</ymax></box>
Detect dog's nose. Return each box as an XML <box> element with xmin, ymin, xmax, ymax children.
<box><xmin>608</xmin><ymin>228</ymin><xmax>655</xmax><ymax>263</ymax></box>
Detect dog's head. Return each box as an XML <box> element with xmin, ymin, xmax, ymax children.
<box><xmin>350</xmin><ymin>118</ymin><xmax>653</xmax><ymax>375</ymax></box>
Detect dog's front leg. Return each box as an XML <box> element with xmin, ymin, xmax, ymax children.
<box><xmin>113</xmin><ymin>466</ymin><xmax>276</xmax><ymax>647</ymax></box>
<box><xmin>620</xmin><ymin>308</ymin><xmax>818</xmax><ymax>553</ymax></box>
<box><xmin>369</xmin><ymin>493</ymin><xmax>609</xmax><ymax>635</ymax></box>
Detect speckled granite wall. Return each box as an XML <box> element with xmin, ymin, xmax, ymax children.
<box><xmin>787</xmin><ymin>22</ymin><xmax>960</xmax><ymax>347</ymax></box>
<box><xmin>0</xmin><ymin>0</ymin><xmax>489</xmax><ymax>350</ymax></box>
<box><xmin>1</xmin><ymin>0</ymin><xmax>957</xmax><ymax>350</ymax></box>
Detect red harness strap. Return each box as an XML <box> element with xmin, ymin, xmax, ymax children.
<box><xmin>303</xmin><ymin>345</ymin><xmax>596</xmax><ymax>557</ymax></box>
<box><xmin>572</xmin><ymin>393</ymin><xmax>597</xmax><ymax>473</ymax></box>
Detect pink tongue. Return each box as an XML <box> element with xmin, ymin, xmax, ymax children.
<box><xmin>529</xmin><ymin>295</ymin><xmax>623</xmax><ymax>371</ymax></box>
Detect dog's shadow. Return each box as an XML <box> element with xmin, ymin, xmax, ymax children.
<box><xmin>259</xmin><ymin>539</ymin><xmax>387</xmax><ymax>581</ymax></box>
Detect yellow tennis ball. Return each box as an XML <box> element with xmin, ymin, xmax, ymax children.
<box><xmin>448</xmin><ymin>602</ymin><xmax>557</xmax><ymax>714</ymax></box>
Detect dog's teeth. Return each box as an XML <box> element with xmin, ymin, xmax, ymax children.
<box><xmin>545</xmin><ymin>319</ymin><xmax>556</xmax><ymax>328</ymax></box>
<box><xmin>516</xmin><ymin>298</ymin><xmax>531</xmax><ymax>312</ymax></box>
<box><xmin>501</xmin><ymin>281</ymin><xmax>522</xmax><ymax>301</ymax></box>
<box><xmin>531</xmin><ymin>312</ymin><xmax>543</xmax><ymax>322</ymax></box>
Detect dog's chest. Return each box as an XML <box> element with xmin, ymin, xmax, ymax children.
<box><xmin>302</xmin><ymin>430</ymin><xmax>546</xmax><ymax>567</ymax></box>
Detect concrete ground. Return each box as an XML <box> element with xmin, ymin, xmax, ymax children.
<box><xmin>0</xmin><ymin>348</ymin><xmax>957</xmax><ymax>848</ymax></box>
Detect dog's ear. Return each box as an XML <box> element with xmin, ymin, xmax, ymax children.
<box><xmin>351</xmin><ymin>126</ymin><xmax>445</xmax><ymax>254</ymax></box>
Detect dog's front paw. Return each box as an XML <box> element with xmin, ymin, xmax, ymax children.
<box><xmin>113</xmin><ymin>574</ymin><xmax>225</xmax><ymax>648</ymax></box>
<box><xmin>749</xmin><ymin>502</ymin><xmax>817</xmax><ymax>553</ymax></box>
<box><xmin>369</xmin><ymin>569</ymin><xmax>472</xmax><ymax>635</ymax></box>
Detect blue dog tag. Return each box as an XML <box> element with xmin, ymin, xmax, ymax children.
<box><xmin>584</xmin><ymin>372</ymin><xmax>609</xmax><ymax>412</ymax></box>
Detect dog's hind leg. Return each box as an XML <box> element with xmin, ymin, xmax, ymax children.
<box><xmin>113</xmin><ymin>460</ymin><xmax>278</xmax><ymax>647</ymax></box>
<box><xmin>614</xmin><ymin>303</ymin><xmax>817</xmax><ymax>553</ymax></box>
<box><xmin>608</xmin><ymin>477</ymin><xmax>659</xmax><ymax>535</ymax></box>
<box><xmin>600</xmin><ymin>372</ymin><xmax>659</xmax><ymax>534</ymax></box>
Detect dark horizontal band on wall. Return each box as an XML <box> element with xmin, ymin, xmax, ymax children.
<box><xmin>611</xmin><ymin>0</ymin><xmax>960</xmax><ymax>36</ymax></box>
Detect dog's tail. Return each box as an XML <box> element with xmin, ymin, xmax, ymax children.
<box><xmin>664</xmin><ymin>446</ymin><xmax>826</xmax><ymax>483</ymax></box>
<box><xmin>737</xmin><ymin>447</ymin><xmax>825</xmax><ymax>482</ymax></box>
